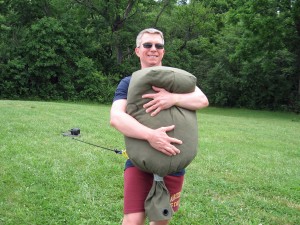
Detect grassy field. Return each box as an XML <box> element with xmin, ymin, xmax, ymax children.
<box><xmin>0</xmin><ymin>100</ymin><xmax>299</xmax><ymax>225</ymax></box>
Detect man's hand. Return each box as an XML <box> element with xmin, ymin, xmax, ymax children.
<box><xmin>147</xmin><ymin>125</ymin><xmax>182</xmax><ymax>156</ymax></box>
<box><xmin>142</xmin><ymin>86</ymin><xmax>176</xmax><ymax>116</ymax></box>
<box><xmin>143</xmin><ymin>85</ymin><xmax>209</xmax><ymax>113</ymax></box>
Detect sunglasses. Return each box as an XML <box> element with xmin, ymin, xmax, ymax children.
<box><xmin>141</xmin><ymin>43</ymin><xmax>164</xmax><ymax>49</ymax></box>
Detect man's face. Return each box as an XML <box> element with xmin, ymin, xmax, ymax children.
<box><xmin>135</xmin><ymin>33</ymin><xmax>165</xmax><ymax>69</ymax></box>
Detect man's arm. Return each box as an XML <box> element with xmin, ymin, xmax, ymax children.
<box><xmin>110</xmin><ymin>99</ymin><xmax>182</xmax><ymax>156</ymax></box>
<box><xmin>142</xmin><ymin>86</ymin><xmax>209</xmax><ymax>116</ymax></box>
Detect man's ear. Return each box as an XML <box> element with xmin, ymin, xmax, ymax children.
<box><xmin>135</xmin><ymin>47</ymin><xmax>140</xmax><ymax>57</ymax></box>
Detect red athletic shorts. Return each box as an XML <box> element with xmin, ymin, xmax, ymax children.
<box><xmin>123</xmin><ymin>166</ymin><xmax>184</xmax><ymax>214</ymax></box>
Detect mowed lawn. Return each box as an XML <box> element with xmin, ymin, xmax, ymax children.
<box><xmin>0</xmin><ymin>100</ymin><xmax>299</xmax><ymax>225</ymax></box>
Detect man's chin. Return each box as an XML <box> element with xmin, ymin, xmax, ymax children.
<box><xmin>148</xmin><ymin>62</ymin><xmax>161</xmax><ymax>67</ymax></box>
<box><xmin>141</xmin><ymin>61</ymin><xmax>162</xmax><ymax>68</ymax></box>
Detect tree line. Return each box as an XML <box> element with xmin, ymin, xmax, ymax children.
<box><xmin>0</xmin><ymin>0</ymin><xmax>299</xmax><ymax>112</ymax></box>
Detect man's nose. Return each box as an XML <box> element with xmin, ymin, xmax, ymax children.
<box><xmin>150</xmin><ymin>45</ymin><xmax>157</xmax><ymax>50</ymax></box>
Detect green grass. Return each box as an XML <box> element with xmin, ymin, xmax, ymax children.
<box><xmin>0</xmin><ymin>100</ymin><xmax>299</xmax><ymax>225</ymax></box>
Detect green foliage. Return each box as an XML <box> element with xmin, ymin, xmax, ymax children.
<box><xmin>202</xmin><ymin>0</ymin><xmax>300</xmax><ymax>111</ymax></box>
<box><xmin>0</xmin><ymin>57</ymin><xmax>27</xmax><ymax>98</ymax></box>
<box><xmin>0</xmin><ymin>13</ymin><xmax>119</xmax><ymax>102</ymax></box>
<box><xmin>0</xmin><ymin>0</ymin><xmax>300</xmax><ymax>111</ymax></box>
<box><xmin>75</xmin><ymin>58</ymin><xmax>118</xmax><ymax>103</ymax></box>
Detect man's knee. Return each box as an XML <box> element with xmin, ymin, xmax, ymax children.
<box><xmin>122</xmin><ymin>212</ymin><xmax>146</xmax><ymax>225</ymax></box>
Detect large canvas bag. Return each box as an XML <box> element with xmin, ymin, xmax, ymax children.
<box><xmin>125</xmin><ymin>66</ymin><xmax>199</xmax><ymax>177</ymax></box>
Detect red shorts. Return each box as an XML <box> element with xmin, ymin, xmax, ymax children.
<box><xmin>123</xmin><ymin>166</ymin><xmax>184</xmax><ymax>214</ymax></box>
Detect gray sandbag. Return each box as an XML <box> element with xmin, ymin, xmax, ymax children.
<box><xmin>125</xmin><ymin>66</ymin><xmax>198</xmax><ymax>177</ymax></box>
